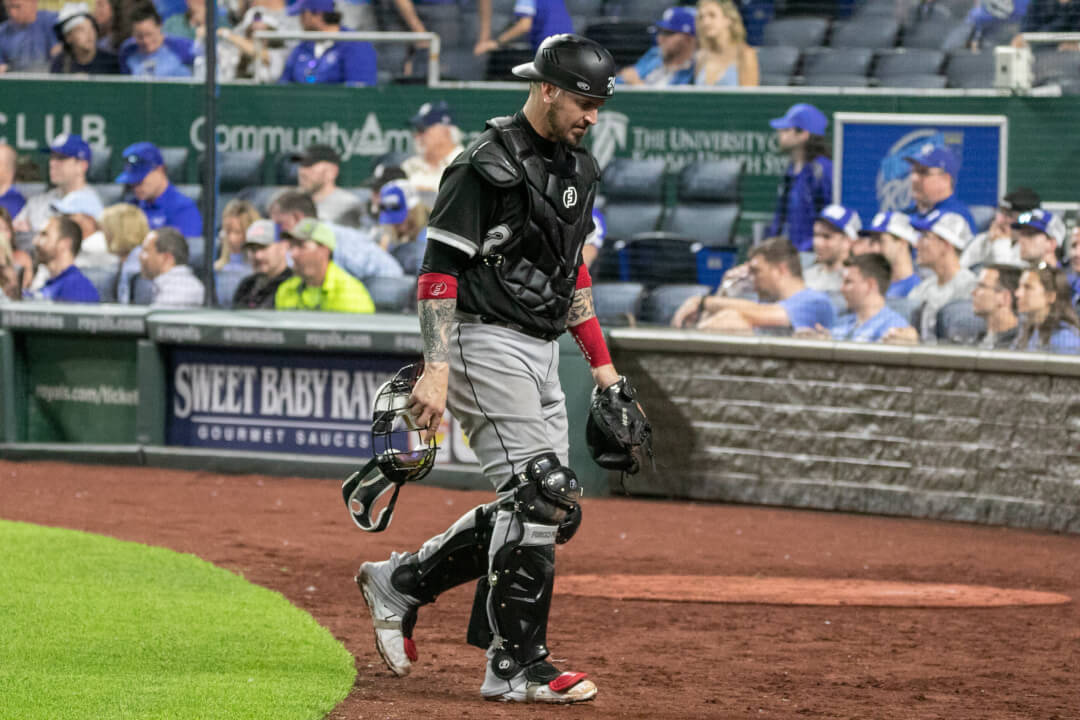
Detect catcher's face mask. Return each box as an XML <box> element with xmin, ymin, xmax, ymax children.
<box><xmin>342</xmin><ymin>362</ymin><xmax>437</xmax><ymax>532</ymax></box>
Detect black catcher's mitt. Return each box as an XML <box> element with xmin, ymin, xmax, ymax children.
<box><xmin>586</xmin><ymin>376</ymin><xmax>653</xmax><ymax>474</ymax></box>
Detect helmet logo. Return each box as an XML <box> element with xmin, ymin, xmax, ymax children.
<box><xmin>606</xmin><ymin>76</ymin><xmax>615</xmax><ymax>95</ymax></box>
<box><xmin>563</xmin><ymin>187</ymin><xmax>578</xmax><ymax>208</ymax></box>
<box><xmin>576</xmin><ymin>80</ymin><xmax>591</xmax><ymax>92</ymax></box>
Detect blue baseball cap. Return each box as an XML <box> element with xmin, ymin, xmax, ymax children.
<box><xmin>769</xmin><ymin>103</ymin><xmax>828</xmax><ymax>136</ymax></box>
<box><xmin>410</xmin><ymin>100</ymin><xmax>454</xmax><ymax>132</ymax></box>
<box><xmin>116</xmin><ymin>142</ymin><xmax>164</xmax><ymax>185</ymax></box>
<box><xmin>1011</xmin><ymin>208</ymin><xmax>1066</xmax><ymax>247</ymax></box>
<box><xmin>378</xmin><ymin>180</ymin><xmax>418</xmax><ymax>225</ymax></box>
<box><xmin>287</xmin><ymin>0</ymin><xmax>334</xmax><ymax>15</ymax></box>
<box><xmin>42</xmin><ymin>133</ymin><xmax>91</xmax><ymax>163</ymax></box>
<box><xmin>904</xmin><ymin>143</ymin><xmax>960</xmax><ymax>179</ymax></box>
<box><xmin>50</xmin><ymin>191</ymin><xmax>104</xmax><ymax>220</ymax></box>
<box><xmin>859</xmin><ymin>210</ymin><xmax>919</xmax><ymax>244</ymax></box>
<box><xmin>817</xmin><ymin>204</ymin><xmax>861</xmax><ymax>240</ymax></box>
<box><xmin>652</xmin><ymin>6</ymin><xmax>696</xmax><ymax>35</ymax></box>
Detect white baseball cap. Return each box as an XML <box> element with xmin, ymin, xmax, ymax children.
<box><xmin>860</xmin><ymin>210</ymin><xmax>920</xmax><ymax>244</ymax></box>
<box><xmin>911</xmin><ymin>210</ymin><xmax>973</xmax><ymax>251</ymax></box>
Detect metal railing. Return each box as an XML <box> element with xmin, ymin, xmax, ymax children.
<box><xmin>252</xmin><ymin>30</ymin><xmax>440</xmax><ymax>86</ymax></box>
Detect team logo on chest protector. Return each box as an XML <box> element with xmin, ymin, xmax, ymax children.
<box><xmin>563</xmin><ymin>186</ymin><xmax>578</xmax><ymax>209</ymax></box>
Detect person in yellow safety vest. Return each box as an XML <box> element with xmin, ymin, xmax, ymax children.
<box><xmin>275</xmin><ymin>217</ymin><xmax>375</xmax><ymax>313</ymax></box>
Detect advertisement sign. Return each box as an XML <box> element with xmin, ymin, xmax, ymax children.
<box><xmin>834</xmin><ymin>113</ymin><xmax>1008</xmax><ymax>224</ymax></box>
<box><xmin>166</xmin><ymin>347</ymin><xmax>479</xmax><ymax>464</ymax></box>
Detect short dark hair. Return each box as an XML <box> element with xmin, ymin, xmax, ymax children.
<box><xmin>985</xmin><ymin>263</ymin><xmax>1021</xmax><ymax>295</ymax></box>
<box><xmin>322</xmin><ymin>11</ymin><xmax>342</xmax><ymax>24</ymax></box>
<box><xmin>54</xmin><ymin>215</ymin><xmax>84</xmax><ymax>257</ymax></box>
<box><xmin>131</xmin><ymin>3</ymin><xmax>162</xmax><ymax>26</ymax></box>
<box><xmin>270</xmin><ymin>190</ymin><xmax>317</xmax><ymax>219</ymax></box>
<box><xmin>153</xmin><ymin>226</ymin><xmax>189</xmax><ymax>265</ymax></box>
<box><xmin>748</xmin><ymin>236</ymin><xmax>802</xmax><ymax>278</ymax></box>
<box><xmin>844</xmin><ymin>252</ymin><xmax>892</xmax><ymax>296</ymax></box>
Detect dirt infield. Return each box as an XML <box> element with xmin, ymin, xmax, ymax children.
<box><xmin>3</xmin><ymin>460</ymin><xmax>1079</xmax><ymax>719</ymax></box>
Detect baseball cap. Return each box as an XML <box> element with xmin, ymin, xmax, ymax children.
<box><xmin>42</xmin><ymin>133</ymin><xmax>91</xmax><ymax>163</ymax></box>
<box><xmin>362</xmin><ymin>163</ymin><xmax>407</xmax><ymax>189</ymax></box>
<box><xmin>282</xmin><ymin>217</ymin><xmax>336</xmax><ymax>251</ymax></box>
<box><xmin>817</xmin><ymin>204</ymin><xmax>861</xmax><ymax>240</ymax></box>
<box><xmin>652</xmin><ymin>6</ymin><xmax>696</xmax><ymax>35</ymax></box>
<box><xmin>244</xmin><ymin>219</ymin><xmax>279</xmax><ymax>248</ymax></box>
<box><xmin>859</xmin><ymin>210</ymin><xmax>920</xmax><ymax>244</ymax></box>
<box><xmin>50</xmin><ymin>191</ymin><xmax>103</xmax><ymax>220</ymax></box>
<box><xmin>999</xmin><ymin>186</ymin><xmax>1041</xmax><ymax>213</ymax></box>
<box><xmin>410</xmin><ymin>101</ymin><xmax>454</xmax><ymax>132</ymax></box>
<box><xmin>911</xmin><ymin>209</ymin><xmax>973</xmax><ymax>251</ymax></box>
<box><xmin>54</xmin><ymin>2</ymin><xmax>95</xmax><ymax>41</ymax></box>
<box><xmin>378</xmin><ymin>180</ymin><xmax>418</xmax><ymax>225</ymax></box>
<box><xmin>1011</xmin><ymin>208</ymin><xmax>1066</xmax><ymax>247</ymax></box>
<box><xmin>290</xmin><ymin>144</ymin><xmax>340</xmax><ymax>167</ymax></box>
<box><xmin>116</xmin><ymin>141</ymin><xmax>164</xmax><ymax>184</ymax></box>
<box><xmin>286</xmin><ymin>0</ymin><xmax>334</xmax><ymax>15</ymax></box>
<box><xmin>769</xmin><ymin>103</ymin><xmax>828</xmax><ymax>136</ymax></box>
<box><xmin>904</xmin><ymin>143</ymin><xmax>960</xmax><ymax>179</ymax></box>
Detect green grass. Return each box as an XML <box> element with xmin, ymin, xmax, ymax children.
<box><xmin>0</xmin><ymin>520</ymin><xmax>356</xmax><ymax>720</ymax></box>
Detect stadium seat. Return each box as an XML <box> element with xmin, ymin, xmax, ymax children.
<box><xmin>1035</xmin><ymin>50</ymin><xmax>1080</xmax><ymax>87</ymax></box>
<box><xmin>441</xmin><ymin>47</ymin><xmax>487</xmax><ymax>81</ymax></box>
<box><xmin>902</xmin><ymin>20</ymin><xmax>953</xmax><ymax>50</ymax></box>
<box><xmin>762</xmin><ymin>17</ymin><xmax>830</xmax><ymax>49</ymax></box>
<box><xmin>87</xmin><ymin>147</ymin><xmax>113</xmax><ymax>183</ymax></box>
<box><xmin>486</xmin><ymin>44</ymin><xmax>536</xmax><ymax>81</ymax></box>
<box><xmin>945</xmin><ymin>50</ymin><xmax>995</xmax><ymax>89</ymax></box>
<box><xmin>370</xmin><ymin>150</ymin><xmax>412</xmax><ymax>171</ymax></box>
<box><xmin>662</xmin><ymin>159</ymin><xmax>742</xmax><ymax>246</ymax></box>
<box><xmin>801</xmin><ymin>48</ymin><xmax>874</xmax><ymax>77</ymax></box>
<box><xmin>584</xmin><ymin>21</ymin><xmax>652</xmax><ymax>68</ymax></box>
<box><xmin>214</xmin><ymin>266</ymin><xmax>249</xmax><ymax>308</ymax></box>
<box><xmin>159</xmin><ymin>146</ymin><xmax>190</xmax><ymax>183</ymax></box>
<box><xmin>565</xmin><ymin>0</ymin><xmax>604</xmax><ymax>17</ymax></box>
<box><xmin>92</xmin><ymin>183</ymin><xmax>125</xmax><ymax>207</ymax></box>
<box><xmin>365</xmin><ymin>274</ymin><xmax>417</xmax><ymax>313</ymax></box>
<box><xmin>604</xmin><ymin>0</ymin><xmax>659</xmax><ymax>22</ymax></box>
<box><xmin>875</xmin><ymin>73</ymin><xmax>948</xmax><ymax>88</ymax></box>
<box><xmin>175</xmin><ymin>184</ymin><xmax>203</xmax><ymax>209</ymax></box>
<box><xmin>273</xmin><ymin>153</ymin><xmax>299</xmax><ymax>185</ymax></box>
<box><xmin>186</xmin><ymin>236</ymin><xmax>206</xmax><ymax>271</ymax></box>
<box><xmin>592</xmin><ymin>281</ymin><xmax>645</xmax><ymax>326</ymax></box>
<box><xmin>854</xmin><ymin>0</ymin><xmax>900</xmax><ymax>17</ymax></box>
<box><xmin>829</xmin><ymin>16</ymin><xmax>899</xmax><ymax>49</ymax></box>
<box><xmin>757</xmin><ymin>46</ymin><xmax>800</xmax><ymax>81</ymax></box>
<box><xmin>803</xmin><ymin>73</ymin><xmax>872</xmax><ymax>87</ymax></box>
<box><xmin>936</xmin><ymin>299</ymin><xmax>986</xmax><ymax>344</ymax></box>
<box><xmin>600</xmin><ymin>157</ymin><xmax>666</xmax><ymax>241</ymax></box>
<box><xmin>760</xmin><ymin>73</ymin><xmax>794</xmax><ymax>86</ymax></box>
<box><xmin>624</xmin><ymin>232</ymin><xmax>700</xmax><ymax>286</ymax></box>
<box><xmin>638</xmin><ymin>283</ymin><xmax>711</xmax><ymax>326</ymax></box>
<box><xmin>81</xmin><ymin>265</ymin><xmax>119</xmax><ymax>303</ymax></box>
<box><xmin>969</xmin><ymin>205</ymin><xmax>996</xmax><ymax>234</ymax></box>
<box><xmin>14</xmin><ymin>182</ymin><xmax>46</xmax><ymax>200</ymax></box>
<box><xmin>874</xmin><ymin>49</ymin><xmax>945</xmax><ymax>78</ymax></box>
<box><xmin>590</xmin><ymin>241</ymin><xmax>626</xmax><ymax>282</ymax></box>
<box><xmin>200</xmin><ymin>151</ymin><xmax>265</xmax><ymax>192</ymax></box>
<box><xmin>973</xmin><ymin>20</ymin><xmax>1019</xmax><ymax>50</ymax></box>
<box><xmin>391</xmin><ymin>241</ymin><xmax>425</xmax><ymax>275</ymax></box>
<box><xmin>901</xmin><ymin>1</ymin><xmax>953</xmax><ymax>30</ymax></box>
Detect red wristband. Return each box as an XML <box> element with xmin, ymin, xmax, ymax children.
<box><xmin>575</xmin><ymin>263</ymin><xmax>592</xmax><ymax>290</ymax></box>
<box><xmin>569</xmin><ymin>316</ymin><xmax>612</xmax><ymax>368</ymax></box>
<box><xmin>417</xmin><ymin>273</ymin><xmax>457</xmax><ymax>300</ymax></box>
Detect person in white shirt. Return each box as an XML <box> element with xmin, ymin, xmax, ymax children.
<box><xmin>959</xmin><ymin>186</ymin><xmax>1038</xmax><ymax>269</ymax></box>
<box><xmin>138</xmin><ymin>226</ymin><xmax>205</xmax><ymax>308</ymax></box>
<box><xmin>14</xmin><ymin>133</ymin><xmax>103</xmax><ymax>234</ymax></box>
<box><xmin>291</xmin><ymin>144</ymin><xmax>361</xmax><ymax>224</ymax></box>
<box><xmin>402</xmin><ymin>100</ymin><xmax>464</xmax><ymax>194</ymax></box>
<box><xmin>804</xmin><ymin>204</ymin><xmax>859</xmax><ymax>293</ymax></box>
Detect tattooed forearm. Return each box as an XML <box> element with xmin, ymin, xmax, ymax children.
<box><xmin>566</xmin><ymin>286</ymin><xmax>596</xmax><ymax>328</ymax></box>
<box><xmin>418</xmin><ymin>298</ymin><xmax>457</xmax><ymax>364</ymax></box>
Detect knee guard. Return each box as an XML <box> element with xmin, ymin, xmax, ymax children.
<box><xmin>390</xmin><ymin>504</ymin><xmax>495</xmax><ymax>605</ymax></box>
<box><xmin>515</xmin><ymin>453</ymin><xmax>583</xmax><ymax>526</ymax></box>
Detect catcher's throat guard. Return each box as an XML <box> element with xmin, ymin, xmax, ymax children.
<box><xmin>342</xmin><ymin>362</ymin><xmax>437</xmax><ymax>532</ymax></box>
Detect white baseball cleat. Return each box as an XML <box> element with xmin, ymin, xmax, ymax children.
<box><xmin>481</xmin><ymin>660</ymin><xmax>598</xmax><ymax>703</ymax></box>
<box><xmin>356</xmin><ymin>561</ymin><xmax>417</xmax><ymax>677</ymax></box>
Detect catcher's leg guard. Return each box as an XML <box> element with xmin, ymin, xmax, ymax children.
<box><xmin>391</xmin><ymin>503</ymin><xmax>496</xmax><ymax>604</ymax></box>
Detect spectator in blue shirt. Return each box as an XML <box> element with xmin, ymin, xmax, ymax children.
<box><xmin>765</xmin><ymin>103</ymin><xmax>832</xmax><ymax>253</ymax></box>
<box><xmin>903</xmin><ymin>143</ymin><xmax>977</xmax><ymax>235</ymax></box>
<box><xmin>119</xmin><ymin>3</ymin><xmax>195</xmax><ymax>77</ymax></box>
<box><xmin>50</xmin><ymin>2</ymin><xmax>121</xmax><ymax>74</ymax></box>
<box><xmin>852</xmin><ymin>210</ymin><xmax>921</xmax><ymax>299</ymax></box>
<box><xmin>1014</xmin><ymin>263</ymin><xmax>1080</xmax><ymax>354</ymax></box>
<box><xmin>671</xmin><ymin>236</ymin><xmax>835</xmax><ymax>333</ymax></box>
<box><xmin>617</xmin><ymin>6</ymin><xmax>696</xmax><ymax>87</ymax></box>
<box><xmin>0</xmin><ymin>143</ymin><xmax>25</xmax><ymax>219</ymax></box>
<box><xmin>800</xmin><ymin>253</ymin><xmax>912</xmax><ymax>342</ymax></box>
<box><xmin>279</xmin><ymin>0</ymin><xmax>376</xmax><ymax>85</ymax></box>
<box><xmin>475</xmin><ymin>0</ymin><xmax>572</xmax><ymax>54</ymax></box>
<box><xmin>116</xmin><ymin>141</ymin><xmax>203</xmax><ymax>237</ymax></box>
<box><xmin>27</xmin><ymin>215</ymin><xmax>99</xmax><ymax>303</ymax></box>
<box><xmin>0</xmin><ymin>0</ymin><xmax>58</xmax><ymax>72</ymax></box>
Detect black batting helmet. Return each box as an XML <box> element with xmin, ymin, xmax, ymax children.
<box><xmin>512</xmin><ymin>33</ymin><xmax>616</xmax><ymax>99</ymax></box>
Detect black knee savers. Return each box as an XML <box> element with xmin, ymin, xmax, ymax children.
<box><xmin>515</xmin><ymin>452</ymin><xmax>582</xmax><ymax>527</ymax></box>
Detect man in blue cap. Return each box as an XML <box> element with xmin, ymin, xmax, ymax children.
<box><xmin>617</xmin><ymin>6</ymin><xmax>697</xmax><ymax>86</ymax></box>
<box><xmin>805</xmin><ymin>203</ymin><xmax>860</xmax><ymax>293</ymax></box>
<box><xmin>903</xmin><ymin>142</ymin><xmax>976</xmax><ymax>235</ymax></box>
<box><xmin>14</xmin><ymin>133</ymin><xmax>103</xmax><ymax>234</ymax></box>
<box><xmin>402</xmin><ymin>100</ymin><xmax>464</xmax><ymax>194</ymax></box>
<box><xmin>116</xmin><ymin>141</ymin><xmax>202</xmax><ymax>238</ymax></box>
<box><xmin>765</xmin><ymin>102</ymin><xmax>832</xmax><ymax>254</ymax></box>
<box><xmin>278</xmin><ymin>0</ymin><xmax>376</xmax><ymax>85</ymax></box>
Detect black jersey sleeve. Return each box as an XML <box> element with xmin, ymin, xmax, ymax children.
<box><xmin>419</xmin><ymin>235</ymin><xmax>471</xmax><ymax>277</ymax></box>
<box><xmin>425</xmin><ymin>164</ymin><xmax>499</xmax><ymax>258</ymax></box>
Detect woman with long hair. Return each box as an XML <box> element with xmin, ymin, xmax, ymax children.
<box><xmin>216</xmin><ymin>199</ymin><xmax>260</xmax><ymax>271</ymax></box>
<box><xmin>1014</xmin><ymin>263</ymin><xmax>1080</xmax><ymax>354</ymax></box>
<box><xmin>694</xmin><ymin>0</ymin><xmax>758</xmax><ymax>87</ymax></box>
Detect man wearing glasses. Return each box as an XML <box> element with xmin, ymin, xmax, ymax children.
<box><xmin>960</xmin><ymin>186</ymin><xmax>1040</xmax><ymax>269</ymax></box>
<box><xmin>903</xmin><ymin>143</ymin><xmax>977</xmax><ymax>235</ymax></box>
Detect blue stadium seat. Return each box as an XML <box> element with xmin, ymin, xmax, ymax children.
<box><xmin>937</xmin><ymin>299</ymin><xmax>986</xmax><ymax>344</ymax></box>
<box><xmin>185</xmin><ymin>236</ymin><xmax>206</xmax><ymax>271</ymax></box>
<box><xmin>365</xmin><ymin>274</ymin><xmax>418</xmax><ymax>313</ymax></box>
<box><xmin>638</xmin><ymin>283</ymin><xmax>711</xmax><ymax>326</ymax></box>
<box><xmin>87</xmin><ymin>147</ymin><xmax>113</xmax><ymax>184</ymax></box>
<box><xmin>592</xmin><ymin>281</ymin><xmax>645</xmax><ymax>326</ymax></box>
<box><xmin>81</xmin><ymin>265</ymin><xmax>119</xmax><ymax>303</ymax></box>
<box><xmin>91</xmin><ymin>183</ymin><xmax>125</xmax><ymax>208</ymax></box>
<box><xmin>763</xmin><ymin>17</ymin><xmax>830</xmax><ymax>49</ymax></box>
<box><xmin>132</xmin><ymin>274</ymin><xmax>154</xmax><ymax>305</ymax></box>
<box><xmin>662</xmin><ymin>159</ymin><xmax>742</xmax><ymax>246</ymax></box>
<box><xmin>874</xmin><ymin>48</ymin><xmax>945</xmax><ymax>77</ymax></box>
<box><xmin>600</xmin><ymin>157</ymin><xmax>666</xmax><ymax>241</ymax></box>
<box><xmin>829</xmin><ymin>16</ymin><xmax>899</xmax><ymax>48</ymax></box>
<box><xmin>214</xmin><ymin>266</ymin><xmax>250</xmax><ymax>308</ymax></box>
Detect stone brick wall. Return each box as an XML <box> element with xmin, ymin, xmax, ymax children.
<box><xmin>610</xmin><ymin>332</ymin><xmax>1080</xmax><ymax>533</ymax></box>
